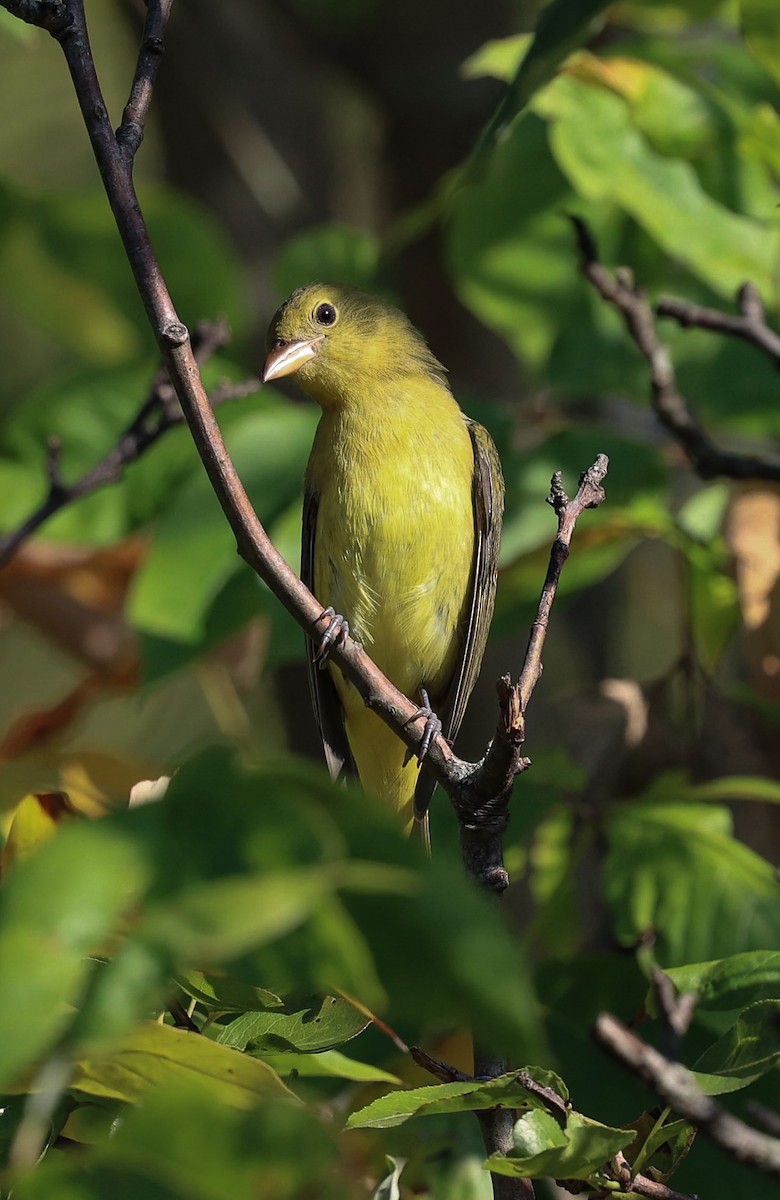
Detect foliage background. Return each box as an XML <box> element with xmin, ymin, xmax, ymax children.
<box><xmin>1</xmin><ymin>0</ymin><xmax>780</xmax><ymax>1197</ymax></box>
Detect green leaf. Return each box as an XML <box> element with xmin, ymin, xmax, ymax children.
<box><xmin>658</xmin><ymin>951</ymin><xmax>780</xmax><ymax>1015</ymax></box>
<box><xmin>462</xmin><ymin>36</ymin><xmax>533</xmax><ymax>83</ymax></box>
<box><xmin>542</xmin><ymin>74</ymin><xmax>780</xmax><ymax>300</ymax></box>
<box><xmin>260</xmin><ymin>1049</ymin><xmax>400</xmax><ymax>1084</ymax></box>
<box><xmin>688</xmin><ymin>776</ymin><xmax>780</xmax><ymax>805</ymax></box>
<box><xmin>0</xmin><ymin>212</ymin><xmax>141</xmax><ymax>362</ymax></box>
<box><xmin>176</xmin><ymin>971</ymin><xmax>283</xmax><ymax>1014</ymax></box>
<box><xmin>37</xmin><ymin>187</ymin><xmax>244</xmax><ymax>345</ymax></box>
<box><xmin>215</xmin><ymin>995</ymin><xmax>369</xmax><ymax>1054</ymax></box>
<box><xmin>0</xmin><ymin>458</ymin><xmax>47</xmax><ymax>535</ymax></box>
<box><xmin>142</xmin><ymin>870</ymin><xmax>334</xmax><ymax>964</ymax></box>
<box><xmin>346</xmin><ymin>1070</ymin><xmax>559</xmax><ymax>1130</ymax></box>
<box><xmin>128</xmin><ymin>401</ymin><xmax>316</xmax><ymax>641</ymax></box>
<box><xmin>486</xmin><ymin>1109</ymin><xmax>633</xmax><ymax>1180</ymax></box>
<box><xmin>624</xmin><ymin>1111</ymin><xmax>695</xmax><ymax>1182</ymax></box>
<box><xmin>140</xmin><ymin>565</ymin><xmax>273</xmax><ymax>684</ymax></box>
<box><xmin>692</xmin><ymin>1000</ymin><xmax>780</xmax><ymax>1094</ymax></box>
<box><xmin>472</xmin><ymin>0</ymin><xmax>612</xmax><ymax>163</ymax></box>
<box><xmin>676</xmin><ymin>484</ymin><xmax>730</xmax><ymax>543</ymax></box>
<box><xmin>685</xmin><ymin>542</ymin><xmax>740</xmax><ymax>672</ymax></box>
<box><xmin>70</xmin><ymin>1021</ymin><xmax>296</xmax><ymax>1107</ymax></box>
<box><xmin>0</xmin><ymin>821</ymin><xmax>149</xmax><ymax>1089</ymax></box>
<box><xmin>604</xmin><ymin>799</ymin><xmax>780</xmax><ymax>964</ymax></box>
<box><xmin>344</xmin><ymin>853</ymin><xmax>547</xmax><ymax>1060</ymax></box>
<box><xmin>1</xmin><ymin>363</ymin><xmax>152</xmax><ymax>546</ymax></box>
<box><xmin>741</xmin><ymin>0</ymin><xmax>780</xmax><ymax>86</ymax></box>
<box><xmin>273</xmin><ymin>225</ymin><xmax>381</xmax><ymax>300</ymax></box>
<box><xmin>448</xmin><ymin>114</ymin><xmax>576</xmax><ymax>372</ymax></box>
<box><xmin>13</xmin><ymin>1085</ymin><xmax>342</xmax><ymax>1200</ymax></box>
<box><xmin>592</xmin><ymin>55</ymin><xmax>714</xmax><ymax>159</ymax></box>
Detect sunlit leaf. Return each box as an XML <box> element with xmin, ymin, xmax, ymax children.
<box><xmin>261</xmin><ymin>1049</ymin><xmax>400</xmax><ymax>1084</ymax></box>
<box><xmin>689</xmin><ymin>776</ymin><xmax>780</xmax><ymax>805</ymax></box>
<box><xmin>347</xmin><ymin>1069</ymin><xmax>562</xmax><ymax>1130</ymax></box>
<box><xmin>215</xmin><ymin>994</ymin><xmax>369</xmax><ymax>1054</ymax></box>
<box><xmin>70</xmin><ymin>1021</ymin><xmax>296</xmax><ymax>1106</ymax></box>
<box><xmin>486</xmin><ymin>1109</ymin><xmax>633</xmax><ymax>1180</ymax></box>
<box><xmin>472</xmin><ymin>0</ymin><xmax>612</xmax><ymax>162</ymax></box>
<box><xmin>177</xmin><ymin>971</ymin><xmax>283</xmax><ymax>1014</ymax></box>
<box><xmin>541</xmin><ymin>74</ymin><xmax>780</xmax><ymax>300</ymax></box>
<box><xmin>692</xmin><ymin>1000</ymin><xmax>780</xmax><ymax>1094</ymax></box>
<box><xmin>660</xmin><ymin>950</ymin><xmax>780</xmax><ymax>1014</ymax></box>
<box><xmin>604</xmin><ymin>798</ymin><xmax>780</xmax><ymax>964</ymax></box>
<box><xmin>461</xmin><ymin>36</ymin><xmax>533</xmax><ymax>83</ymax></box>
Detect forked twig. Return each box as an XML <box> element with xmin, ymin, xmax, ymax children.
<box><xmin>572</xmin><ymin>216</ymin><xmax>780</xmax><ymax>483</ymax></box>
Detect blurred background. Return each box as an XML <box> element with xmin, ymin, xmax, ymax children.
<box><xmin>1</xmin><ymin>2</ymin><xmax>780</xmax><ymax>1194</ymax></box>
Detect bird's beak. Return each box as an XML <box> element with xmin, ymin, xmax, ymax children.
<box><xmin>263</xmin><ymin>336</ymin><xmax>324</xmax><ymax>383</ymax></box>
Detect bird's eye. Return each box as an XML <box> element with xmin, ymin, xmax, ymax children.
<box><xmin>314</xmin><ymin>302</ymin><xmax>337</xmax><ymax>327</ymax></box>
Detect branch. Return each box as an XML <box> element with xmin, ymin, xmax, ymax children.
<box><xmin>572</xmin><ymin>216</ymin><xmax>780</xmax><ymax>483</ymax></box>
<box><xmin>610</xmin><ymin>1154</ymin><xmax>697</xmax><ymax>1200</ymax></box>
<box><xmin>0</xmin><ymin>320</ymin><xmax>258</xmax><ymax>569</ymax></box>
<box><xmin>116</xmin><ymin>0</ymin><xmax>172</xmax><ymax>159</ymax></box>
<box><xmin>453</xmin><ymin>455</ymin><xmax>608</xmax><ymax>889</ymax></box>
<box><xmin>658</xmin><ymin>284</ymin><xmax>780</xmax><ymax>366</ymax></box>
<box><xmin>650</xmin><ymin>966</ymin><xmax>698</xmax><ymax>1063</ymax></box>
<box><xmin>596</xmin><ymin>1012</ymin><xmax>780</xmax><ymax>1178</ymax></box>
<box><xmin>1</xmin><ymin>2</ymin><xmax>606</xmax><ymax>903</ymax></box>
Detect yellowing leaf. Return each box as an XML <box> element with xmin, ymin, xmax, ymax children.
<box><xmin>540</xmin><ymin>74</ymin><xmax>780</xmax><ymax>300</ymax></box>
<box><xmin>1</xmin><ymin>790</ymin><xmax>74</xmax><ymax>871</ymax></box>
<box><xmin>71</xmin><ymin>1021</ymin><xmax>297</xmax><ymax>1107</ymax></box>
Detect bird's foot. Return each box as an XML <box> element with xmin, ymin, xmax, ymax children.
<box><xmin>403</xmin><ymin>688</ymin><xmax>443</xmax><ymax>766</ymax></box>
<box><xmin>314</xmin><ymin>607</ymin><xmax>349</xmax><ymax>669</ymax></box>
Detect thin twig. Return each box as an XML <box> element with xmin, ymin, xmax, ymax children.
<box><xmin>596</xmin><ymin>1012</ymin><xmax>780</xmax><ymax>1177</ymax></box>
<box><xmin>610</xmin><ymin>1153</ymin><xmax>698</xmax><ymax>1200</ymax></box>
<box><xmin>116</xmin><ymin>0</ymin><xmax>172</xmax><ymax>158</ymax></box>
<box><xmin>651</xmin><ymin>967</ymin><xmax>698</xmax><ymax>1062</ymax></box>
<box><xmin>658</xmin><ymin>284</ymin><xmax>780</xmax><ymax>366</ymax></box>
<box><xmin>452</xmin><ymin>455</ymin><xmax>609</xmax><ymax>889</ymax></box>
<box><xmin>0</xmin><ymin>321</ymin><xmax>256</xmax><ymax>569</ymax></box>
<box><xmin>746</xmin><ymin>1102</ymin><xmax>780</xmax><ymax>1138</ymax></box>
<box><xmin>571</xmin><ymin>216</ymin><xmax>780</xmax><ymax>483</ymax></box>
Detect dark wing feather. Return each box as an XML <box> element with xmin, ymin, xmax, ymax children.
<box><xmin>301</xmin><ymin>487</ymin><xmax>355</xmax><ymax>782</ymax></box>
<box><xmin>414</xmin><ymin>420</ymin><xmax>504</xmax><ymax>819</ymax></box>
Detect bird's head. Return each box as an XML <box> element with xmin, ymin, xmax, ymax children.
<box><xmin>263</xmin><ymin>283</ymin><xmax>447</xmax><ymax>408</ymax></box>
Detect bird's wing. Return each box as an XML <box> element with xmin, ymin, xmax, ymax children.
<box><xmin>414</xmin><ymin>419</ymin><xmax>504</xmax><ymax>820</ymax></box>
<box><xmin>301</xmin><ymin>486</ymin><xmax>355</xmax><ymax>781</ymax></box>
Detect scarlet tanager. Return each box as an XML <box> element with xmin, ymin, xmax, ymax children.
<box><xmin>264</xmin><ymin>284</ymin><xmax>504</xmax><ymax>838</ymax></box>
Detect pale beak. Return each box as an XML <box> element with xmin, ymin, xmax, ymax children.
<box><xmin>263</xmin><ymin>336</ymin><xmax>324</xmax><ymax>383</ymax></box>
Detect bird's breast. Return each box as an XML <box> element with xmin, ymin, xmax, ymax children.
<box><xmin>307</xmin><ymin>391</ymin><xmax>475</xmax><ymax>697</ymax></box>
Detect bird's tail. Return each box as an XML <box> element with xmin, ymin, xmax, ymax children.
<box><xmin>415</xmin><ymin>810</ymin><xmax>432</xmax><ymax>857</ymax></box>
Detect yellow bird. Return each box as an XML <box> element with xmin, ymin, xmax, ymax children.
<box><xmin>263</xmin><ymin>284</ymin><xmax>504</xmax><ymax>838</ymax></box>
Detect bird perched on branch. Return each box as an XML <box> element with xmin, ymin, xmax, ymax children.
<box><xmin>264</xmin><ymin>284</ymin><xmax>503</xmax><ymax>842</ymax></box>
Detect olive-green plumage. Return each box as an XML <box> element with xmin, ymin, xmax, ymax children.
<box><xmin>264</xmin><ymin>284</ymin><xmax>503</xmax><ymax>834</ymax></box>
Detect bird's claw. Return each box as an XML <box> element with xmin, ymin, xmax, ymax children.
<box><xmin>314</xmin><ymin>607</ymin><xmax>349</xmax><ymax>669</ymax></box>
<box><xmin>403</xmin><ymin>688</ymin><xmax>443</xmax><ymax>767</ymax></box>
